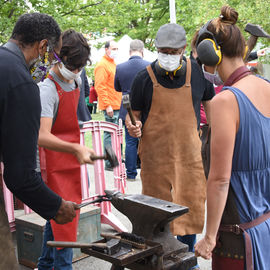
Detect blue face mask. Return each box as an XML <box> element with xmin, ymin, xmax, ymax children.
<box><xmin>202</xmin><ymin>65</ymin><xmax>224</xmax><ymax>86</ymax></box>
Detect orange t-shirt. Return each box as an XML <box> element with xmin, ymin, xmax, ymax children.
<box><xmin>94</xmin><ymin>55</ymin><xmax>122</xmax><ymax>110</ymax></box>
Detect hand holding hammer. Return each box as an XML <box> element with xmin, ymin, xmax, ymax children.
<box><xmin>90</xmin><ymin>145</ymin><xmax>119</xmax><ymax>168</ymax></box>
<box><xmin>122</xmin><ymin>94</ymin><xmax>136</xmax><ymax>125</ymax></box>
<box><xmin>122</xmin><ymin>94</ymin><xmax>142</xmax><ymax>138</ymax></box>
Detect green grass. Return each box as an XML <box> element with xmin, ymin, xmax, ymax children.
<box><xmin>91</xmin><ymin>111</ymin><xmax>105</xmax><ymax>121</ymax></box>
<box><xmin>84</xmin><ymin>111</ymin><xmax>126</xmax><ymax>155</ymax></box>
<box><xmin>84</xmin><ymin>111</ymin><xmax>104</xmax><ymax>148</ymax></box>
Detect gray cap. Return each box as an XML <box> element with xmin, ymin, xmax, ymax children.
<box><xmin>130</xmin><ymin>39</ymin><xmax>144</xmax><ymax>51</ymax></box>
<box><xmin>155</xmin><ymin>23</ymin><xmax>186</xmax><ymax>48</ymax></box>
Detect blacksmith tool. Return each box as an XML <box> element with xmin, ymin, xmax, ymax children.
<box><xmin>244</xmin><ymin>23</ymin><xmax>270</xmax><ymax>62</ymax></box>
<box><xmin>47</xmin><ymin>238</ymin><xmax>121</xmax><ymax>255</ymax></box>
<box><xmin>78</xmin><ymin>194</ymin><xmax>112</xmax><ymax>208</ymax></box>
<box><xmin>122</xmin><ymin>94</ymin><xmax>136</xmax><ymax>126</ymax></box>
<box><xmin>90</xmin><ymin>145</ymin><xmax>119</xmax><ymax>168</ymax></box>
<box><xmin>101</xmin><ymin>232</ymin><xmax>146</xmax><ymax>249</ymax></box>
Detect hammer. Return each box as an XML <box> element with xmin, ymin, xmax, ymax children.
<box><xmin>90</xmin><ymin>145</ymin><xmax>119</xmax><ymax>168</ymax></box>
<box><xmin>122</xmin><ymin>94</ymin><xmax>136</xmax><ymax>126</ymax></box>
<box><xmin>47</xmin><ymin>238</ymin><xmax>122</xmax><ymax>255</ymax></box>
<box><xmin>244</xmin><ymin>23</ymin><xmax>270</xmax><ymax>62</ymax></box>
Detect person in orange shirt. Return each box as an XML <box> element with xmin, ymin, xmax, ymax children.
<box><xmin>94</xmin><ymin>40</ymin><xmax>122</xmax><ymax>170</ymax></box>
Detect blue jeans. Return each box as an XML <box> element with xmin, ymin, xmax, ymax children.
<box><xmin>177</xmin><ymin>234</ymin><xmax>199</xmax><ymax>269</ymax></box>
<box><xmin>103</xmin><ymin>110</ymin><xmax>120</xmax><ymax>168</ymax></box>
<box><xmin>124</xmin><ymin>125</ymin><xmax>138</xmax><ymax>179</ymax></box>
<box><xmin>38</xmin><ymin>221</ymin><xmax>73</xmax><ymax>270</ymax></box>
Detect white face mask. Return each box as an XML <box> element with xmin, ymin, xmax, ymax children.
<box><xmin>58</xmin><ymin>63</ymin><xmax>82</xmax><ymax>81</ymax></box>
<box><xmin>158</xmin><ymin>52</ymin><xmax>181</xmax><ymax>72</ymax></box>
<box><xmin>202</xmin><ymin>65</ymin><xmax>223</xmax><ymax>86</ymax></box>
<box><xmin>109</xmin><ymin>50</ymin><xmax>118</xmax><ymax>59</ymax></box>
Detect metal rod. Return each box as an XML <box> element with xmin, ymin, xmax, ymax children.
<box><xmin>47</xmin><ymin>241</ymin><xmax>107</xmax><ymax>249</ymax></box>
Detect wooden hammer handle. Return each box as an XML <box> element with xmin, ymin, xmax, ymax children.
<box><xmin>90</xmin><ymin>155</ymin><xmax>106</xmax><ymax>161</ymax></box>
<box><xmin>245</xmin><ymin>36</ymin><xmax>258</xmax><ymax>61</ymax></box>
<box><xmin>127</xmin><ymin>108</ymin><xmax>136</xmax><ymax>126</ymax></box>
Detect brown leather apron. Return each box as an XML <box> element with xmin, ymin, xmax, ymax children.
<box><xmin>138</xmin><ymin>59</ymin><xmax>206</xmax><ymax>235</ymax></box>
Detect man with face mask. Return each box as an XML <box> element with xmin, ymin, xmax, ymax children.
<box><xmin>94</xmin><ymin>40</ymin><xmax>122</xmax><ymax>170</ymax></box>
<box><xmin>0</xmin><ymin>13</ymin><xmax>79</xmax><ymax>270</ymax></box>
<box><xmin>126</xmin><ymin>23</ymin><xmax>215</xmax><ymax>269</ymax></box>
<box><xmin>37</xmin><ymin>29</ymin><xmax>95</xmax><ymax>269</ymax></box>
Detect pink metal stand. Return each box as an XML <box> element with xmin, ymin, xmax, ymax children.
<box><xmin>1</xmin><ymin>163</ymin><xmax>31</xmax><ymax>232</ymax></box>
<box><xmin>80</xmin><ymin>120</ymin><xmax>127</xmax><ymax>232</ymax></box>
<box><xmin>2</xmin><ymin>120</ymin><xmax>127</xmax><ymax>232</ymax></box>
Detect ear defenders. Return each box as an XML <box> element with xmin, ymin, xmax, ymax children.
<box><xmin>155</xmin><ymin>59</ymin><xmax>186</xmax><ymax>77</ymax></box>
<box><xmin>196</xmin><ymin>20</ymin><xmax>222</xmax><ymax>66</ymax></box>
<box><xmin>243</xmin><ymin>45</ymin><xmax>249</xmax><ymax>60</ymax></box>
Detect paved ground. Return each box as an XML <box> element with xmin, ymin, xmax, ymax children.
<box><xmin>17</xmin><ymin>165</ymin><xmax>211</xmax><ymax>270</ymax></box>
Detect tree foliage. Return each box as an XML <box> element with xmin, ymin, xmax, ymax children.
<box><xmin>1</xmin><ymin>0</ymin><xmax>269</xmax><ymax>52</ymax></box>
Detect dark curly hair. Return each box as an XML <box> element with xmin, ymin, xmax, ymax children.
<box><xmin>11</xmin><ymin>13</ymin><xmax>61</xmax><ymax>49</ymax></box>
<box><xmin>60</xmin><ymin>29</ymin><xmax>91</xmax><ymax>70</ymax></box>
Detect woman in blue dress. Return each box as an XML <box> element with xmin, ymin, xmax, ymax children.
<box><xmin>194</xmin><ymin>5</ymin><xmax>270</xmax><ymax>270</ymax></box>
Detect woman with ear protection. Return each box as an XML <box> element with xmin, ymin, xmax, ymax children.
<box><xmin>194</xmin><ymin>5</ymin><xmax>270</xmax><ymax>270</ymax></box>
<box><xmin>37</xmin><ymin>29</ymin><xmax>95</xmax><ymax>270</ymax></box>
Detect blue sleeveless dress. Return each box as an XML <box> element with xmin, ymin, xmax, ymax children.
<box><xmin>223</xmin><ymin>84</ymin><xmax>270</xmax><ymax>270</ymax></box>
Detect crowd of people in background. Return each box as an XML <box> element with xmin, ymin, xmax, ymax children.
<box><xmin>0</xmin><ymin>4</ymin><xmax>270</xmax><ymax>270</ymax></box>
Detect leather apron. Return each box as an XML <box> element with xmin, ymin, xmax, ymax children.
<box><xmin>41</xmin><ymin>75</ymin><xmax>81</xmax><ymax>242</ymax></box>
<box><xmin>213</xmin><ymin>186</ymin><xmax>245</xmax><ymax>264</ymax></box>
<box><xmin>138</xmin><ymin>59</ymin><xmax>206</xmax><ymax>235</ymax></box>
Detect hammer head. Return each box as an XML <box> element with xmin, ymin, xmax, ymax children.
<box><xmin>244</xmin><ymin>23</ymin><xmax>270</xmax><ymax>62</ymax></box>
<box><xmin>104</xmin><ymin>145</ymin><xmax>119</xmax><ymax>168</ymax></box>
<box><xmin>122</xmin><ymin>94</ymin><xmax>131</xmax><ymax>110</ymax></box>
<box><xmin>245</xmin><ymin>23</ymin><xmax>270</xmax><ymax>38</ymax></box>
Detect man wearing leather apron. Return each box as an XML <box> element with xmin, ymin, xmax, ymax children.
<box><xmin>127</xmin><ymin>23</ymin><xmax>215</xmax><ymax>270</ymax></box>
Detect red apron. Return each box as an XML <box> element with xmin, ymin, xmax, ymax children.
<box><xmin>41</xmin><ymin>74</ymin><xmax>81</xmax><ymax>242</ymax></box>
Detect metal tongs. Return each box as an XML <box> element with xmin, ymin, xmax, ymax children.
<box><xmin>78</xmin><ymin>194</ymin><xmax>112</xmax><ymax>208</ymax></box>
